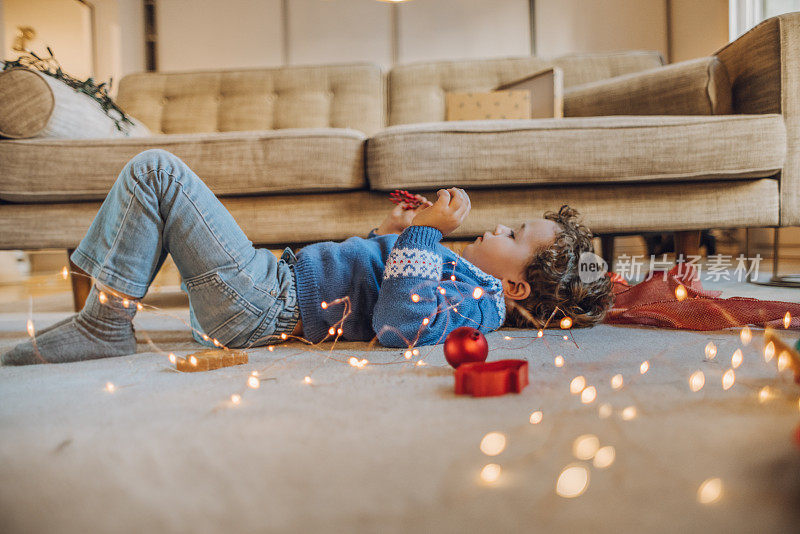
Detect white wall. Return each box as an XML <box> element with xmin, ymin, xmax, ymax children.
<box><xmin>398</xmin><ymin>0</ymin><xmax>531</xmax><ymax>63</ymax></box>
<box><xmin>3</xmin><ymin>0</ymin><xmax>94</xmax><ymax>79</ymax></box>
<box><xmin>0</xmin><ymin>0</ymin><xmax>5</xmax><ymax>60</ymax></box>
<box><xmin>117</xmin><ymin>0</ymin><xmax>145</xmax><ymax>80</ymax></box>
<box><xmin>288</xmin><ymin>0</ymin><xmax>391</xmax><ymax>66</ymax></box>
<box><xmin>670</xmin><ymin>0</ymin><xmax>728</xmax><ymax>62</ymax></box>
<box><xmin>156</xmin><ymin>0</ymin><xmax>283</xmax><ymax>71</ymax></box>
<box><xmin>535</xmin><ymin>0</ymin><xmax>668</xmax><ymax>59</ymax></box>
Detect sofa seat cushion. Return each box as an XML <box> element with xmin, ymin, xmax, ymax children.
<box><xmin>0</xmin><ymin>128</ymin><xmax>366</xmax><ymax>203</ymax></box>
<box><xmin>366</xmin><ymin>115</ymin><xmax>786</xmax><ymax>190</ymax></box>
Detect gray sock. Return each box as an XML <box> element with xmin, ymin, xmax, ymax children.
<box><xmin>2</xmin><ymin>285</ymin><xmax>137</xmax><ymax>366</ymax></box>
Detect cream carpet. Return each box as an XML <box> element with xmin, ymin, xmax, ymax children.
<box><xmin>1</xmin><ymin>280</ymin><xmax>800</xmax><ymax>533</ymax></box>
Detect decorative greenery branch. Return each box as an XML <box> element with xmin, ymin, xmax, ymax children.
<box><xmin>2</xmin><ymin>47</ymin><xmax>135</xmax><ymax>133</ymax></box>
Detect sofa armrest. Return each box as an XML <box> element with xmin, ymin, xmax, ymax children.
<box><xmin>715</xmin><ymin>12</ymin><xmax>800</xmax><ymax>226</ymax></box>
<box><xmin>563</xmin><ymin>57</ymin><xmax>732</xmax><ymax>117</ymax></box>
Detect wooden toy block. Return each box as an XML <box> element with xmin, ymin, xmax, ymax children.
<box><xmin>176</xmin><ymin>349</ymin><xmax>248</xmax><ymax>372</ymax></box>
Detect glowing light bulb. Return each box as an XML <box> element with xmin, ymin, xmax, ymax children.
<box><xmin>60</xmin><ymin>266</ymin><xmax>69</xmax><ymax>280</ymax></box>
<box><xmin>411</xmin><ymin>294</ymin><xmax>420</xmax><ymax>303</ymax></box>
<box><xmin>764</xmin><ymin>341</ymin><xmax>775</xmax><ymax>362</ymax></box>
<box><xmin>581</xmin><ymin>386</ymin><xmax>597</xmax><ymax>404</ymax></box>
<box><xmin>598</xmin><ymin>403</ymin><xmax>612</xmax><ymax>419</ymax></box>
<box><xmin>697</xmin><ymin>477</ymin><xmax>723</xmax><ymax>504</ymax></box>
<box><xmin>480</xmin><ymin>463</ymin><xmax>501</xmax><ymax>484</ymax></box>
<box><xmin>335</xmin><ymin>329</ymin><xmax>342</xmax><ymax>336</ymax></box>
<box><xmin>415</xmin><ymin>360</ymin><xmax>426</xmax><ymax>366</ymax></box>
<box><xmin>136</xmin><ymin>303</ymin><xmax>144</xmax><ymax>311</ymax></box>
<box><xmin>537</xmin><ymin>330</ymin><xmax>544</xmax><ymax>338</ymax></box>
<box><xmin>740</xmin><ymin>326</ymin><xmax>752</xmax><ymax>345</ymax></box>
<box><xmin>202</xmin><ymin>334</ymin><xmax>209</xmax><ymax>341</ymax></box>
<box><xmin>722</xmin><ymin>369</ymin><xmax>735</xmax><ymax>390</ymax></box>
<box><xmin>689</xmin><ymin>370</ymin><xmax>705</xmax><ymax>392</ymax></box>
<box><xmin>529</xmin><ymin>411</ymin><xmax>543</xmax><ymax>424</ymax></box>
<box><xmin>675</xmin><ymin>284</ymin><xmax>688</xmax><ymax>301</ymax></box>
<box><xmin>348</xmin><ymin>357</ymin><xmax>359</xmax><ymax>367</ymax></box>
<box><xmin>554</xmin><ymin>355</ymin><xmax>565</xmax><ymax>367</ymax></box>
<box><xmin>328</xmin><ymin>327</ymin><xmax>335</xmax><ymax>336</ymax></box>
<box><xmin>251</xmin><ymin>370</ymin><xmax>259</xmax><ymax>376</ymax></box>
<box><xmin>230</xmin><ymin>394</ymin><xmax>241</xmax><ymax>405</ymax></box>
<box><xmin>480</xmin><ymin>432</ymin><xmax>507</xmax><ymax>456</ymax></box>
<box><xmin>758</xmin><ymin>386</ymin><xmax>772</xmax><ymax>403</ymax></box>
<box><xmin>777</xmin><ymin>351</ymin><xmax>790</xmax><ymax>372</ymax></box>
<box><xmin>639</xmin><ymin>361</ymin><xmax>649</xmax><ymax>374</ymax></box>
<box><xmin>450</xmin><ymin>275</ymin><xmax>456</xmax><ymax>281</ymax></box>
<box><xmin>621</xmin><ymin>406</ymin><xmax>637</xmax><ymax>420</ymax></box>
<box><xmin>504</xmin><ymin>336</ymin><xmax>512</xmax><ymax>340</ymax></box>
<box><xmin>105</xmin><ymin>382</ymin><xmax>116</xmax><ymax>392</ymax></box>
<box><xmin>98</xmin><ymin>291</ymin><xmax>107</xmax><ymax>304</ymax></box>
<box><xmin>731</xmin><ymin>349</ymin><xmax>743</xmax><ymax>369</ymax></box>
<box><xmin>572</xmin><ymin>434</ymin><xmax>600</xmax><ymax>460</ymax></box>
<box><xmin>268</xmin><ymin>346</ymin><xmax>274</xmax><ymax>352</ymax></box>
<box><xmin>562</xmin><ymin>335</ymin><xmax>569</xmax><ymax>340</ymax></box>
<box><xmin>247</xmin><ymin>376</ymin><xmax>260</xmax><ymax>389</ymax></box>
<box><xmin>404</xmin><ymin>350</ymin><xmax>412</xmax><ymax>359</ymax></box>
<box><xmin>190</xmin><ymin>356</ymin><xmax>198</xmax><ymax>366</ymax></box>
<box><xmin>304</xmin><ymin>376</ymin><xmax>312</xmax><ymax>384</ymax></box>
<box><xmin>412</xmin><ymin>349</ymin><xmax>419</xmax><ymax>356</ymax></box>
<box><xmin>784</xmin><ymin>311</ymin><xmax>791</xmax><ymax>329</ymax></box>
<box><xmin>212</xmin><ymin>338</ymin><xmax>222</xmax><ymax>347</ymax></box>
<box><xmin>556</xmin><ymin>465</ymin><xmax>590</xmax><ymax>498</ymax></box>
<box><xmin>611</xmin><ymin>374</ymin><xmax>623</xmax><ymax>390</ymax></box>
<box><xmin>570</xmin><ymin>376</ymin><xmax>586</xmax><ymax>394</ymax></box>
<box><xmin>439</xmin><ymin>287</ymin><xmax>446</xmax><ymax>295</ymax></box>
<box><xmin>705</xmin><ymin>342</ymin><xmax>717</xmax><ymax>360</ymax></box>
<box><xmin>560</xmin><ymin>317</ymin><xmax>573</xmax><ymax>329</ymax></box>
<box><xmin>26</xmin><ymin>319</ymin><xmax>35</xmax><ymax>337</ymax></box>
<box><xmin>359</xmin><ymin>359</ymin><xmax>368</xmax><ymax>368</ymax></box>
<box><xmin>321</xmin><ymin>301</ymin><xmax>328</xmax><ymax>309</ymax></box>
<box><xmin>168</xmin><ymin>353</ymin><xmax>177</xmax><ymax>364</ymax></box>
<box><xmin>472</xmin><ymin>287</ymin><xmax>484</xmax><ymax>299</ymax></box>
<box><xmin>122</xmin><ymin>299</ymin><xmax>129</xmax><ymax>308</ymax></box>
<box><xmin>593</xmin><ymin>446</ymin><xmax>616</xmax><ymax>468</ymax></box>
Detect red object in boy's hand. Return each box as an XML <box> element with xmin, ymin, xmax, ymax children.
<box><xmin>390</xmin><ymin>189</ymin><xmax>425</xmax><ymax>210</ymax></box>
<box><xmin>444</xmin><ymin>327</ymin><xmax>489</xmax><ymax>368</ymax></box>
<box><xmin>455</xmin><ymin>360</ymin><xmax>529</xmax><ymax>397</ymax></box>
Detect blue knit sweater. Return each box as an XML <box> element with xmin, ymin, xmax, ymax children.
<box><xmin>293</xmin><ymin>225</ymin><xmax>506</xmax><ymax>347</ymax></box>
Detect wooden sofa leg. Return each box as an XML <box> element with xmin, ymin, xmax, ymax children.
<box><xmin>674</xmin><ymin>231</ymin><xmax>701</xmax><ymax>260</ymax></box>
<box><xmin>67</xmin><ymin>249</ymin><xmax>92</xmax><ymax>311</ymax></box>
<box><xmin>600</xmin><ymin>235</ymin><xmax>615</xmax><ymax>267</ymax></box>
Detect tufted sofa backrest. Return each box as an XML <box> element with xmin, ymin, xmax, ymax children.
<box><xmin>388</xmin><ymin>51</ymin><xmax>664</xmax><ymax>125</ymax></box>
<box><xmin>116</xmin><ymin>63</ymin><xmax>385</xmax><ymax>137</ymax></box>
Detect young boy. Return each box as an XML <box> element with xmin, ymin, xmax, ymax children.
<box><xmin>2</xmin><ymin>149</ymin><xmax>612</xmax><ymax>365</ymax></box>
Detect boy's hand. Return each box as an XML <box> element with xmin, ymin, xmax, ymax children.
<box><xmin>376</xmin><ymin>194</ymin><xmax>433</xmax><ymax>235</ymax></box>
<box><xmin>410</xmin><ymin>188</ymin><xmax>471</xmax><ymax>236</ymax></box>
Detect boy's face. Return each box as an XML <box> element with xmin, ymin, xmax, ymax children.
<box><xmin>461</xmin><ymin>219</ymin><xmax>560</xmax><ymax>298</ymax></box>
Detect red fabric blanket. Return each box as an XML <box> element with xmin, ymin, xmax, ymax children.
<box><xmin>605</xmin><ymin>265</ymin><xmax>800</xmax><ymax>330</ymax></box>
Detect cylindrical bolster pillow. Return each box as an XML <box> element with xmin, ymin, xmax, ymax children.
<box><xmin>0</xmin><ymin>65</ymin><xmax>151</xmax><ymax>139</ymax></box>
<box><xmin>0</xmin><ymin>67</ymin><xmax>54</xmax><ymax>138</ymax></box>
<box><xmin>563</xmin><ymin>57</ymin><xmax>733</xmax><ymax>116</ymax></box>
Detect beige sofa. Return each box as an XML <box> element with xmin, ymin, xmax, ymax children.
<box><xmin>0</xmin><ymin>13</ymin><xmax>797</xmax><ymax>304</ymax></box>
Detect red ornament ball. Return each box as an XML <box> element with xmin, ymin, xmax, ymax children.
<box><xmin>444</xmin><ymin>327</ymin><xmax>489</xmax><ymax>368</ymax></box>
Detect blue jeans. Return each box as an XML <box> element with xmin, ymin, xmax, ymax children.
<box><xmin>71</xmin><ymin>149</ymin><xmax>300</xmax><ymax>349</ymax></box>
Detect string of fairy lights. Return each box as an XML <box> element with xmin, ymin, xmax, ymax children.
<box><xmin>15</xmin><ymin>263</ymin><xmax>800</xmax><ymax>505</ymax></box>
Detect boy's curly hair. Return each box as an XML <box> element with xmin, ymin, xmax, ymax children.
<box><xmin>504</xmin><ymin>205</ymin><xmax>613</xmax><ymax>329</ymax></box>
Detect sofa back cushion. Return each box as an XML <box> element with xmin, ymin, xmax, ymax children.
<box><xmin>388</xmin><ymin>51</ymin><xmax>663</xmax><ymax>125</ymax></box>
<box><xmin>117</xmin><ymin>63</ymin><xmax>385</xmax><ymax>137</ymax></box>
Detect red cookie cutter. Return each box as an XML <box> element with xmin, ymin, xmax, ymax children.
<box><xmin>454</xmin><ymin>359</ymin><xmax>529</xmax><ymax>397</ymax></box>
